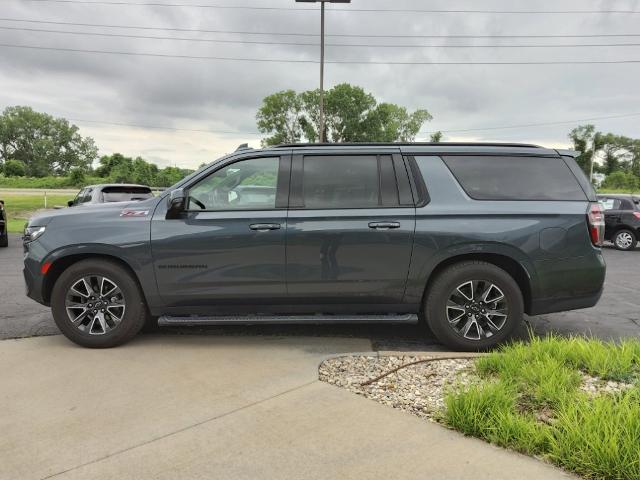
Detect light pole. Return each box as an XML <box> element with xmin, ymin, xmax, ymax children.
<box><xmin>296</xmin><ymin>0</ymin><xmax>351</xmax><ymax>143</ymax></box>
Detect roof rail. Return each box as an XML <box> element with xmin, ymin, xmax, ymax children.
<box><xmin>272</xmin><ymin>142</ymin><xmax>542</xmax><ymax>149</ymax></box>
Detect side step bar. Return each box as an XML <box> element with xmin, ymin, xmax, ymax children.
<box><xmin>157</xmin><ymin>313</ymin><xmax>419</xmax><ymax>327</ymax></box>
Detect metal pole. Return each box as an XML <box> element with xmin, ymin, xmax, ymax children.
<box><xmin>319</xmin><ymin>1</ymin><xmax>325</xmax><ymax>143</ymax></box>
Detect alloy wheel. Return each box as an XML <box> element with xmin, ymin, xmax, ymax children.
<box><xmin>445</xmin><ymin>280</ymin><xmax>509</xmax><ymax>341</ymax></box>
<box><xmin>65</xmin><ymin>275</ymin><xmax>126</xmax><ymax>335</ymax></box>
<box><xmin>615</xmin><ymin>232</ymin><xmax>634</xmax><ymax>250</ymax></box>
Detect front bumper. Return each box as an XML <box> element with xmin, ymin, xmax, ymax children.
<box><xmin>23</xmin><ymin>242</ymin><xmax>48</xmax><ymax>306</ymax></box>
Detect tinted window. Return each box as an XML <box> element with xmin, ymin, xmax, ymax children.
<box><xmin>443</xmin><ymin>156</ymin><xmax>586</xmax><ymax>201</ymax></box>
<box><xmin>188</xmin><ymin>157</ymin><xmax>279</xmax><ymax>210</ymax></box>
<box><xmin>599</xmin><ymin>198</ymin><xmax>621</xmax><ymax>211</ymax></box>
<box><xmin>620</xmin><ymin>198</ymin><xmax>635</xmax><ymax>210</ymax></box>
<box><xmin>302</xmin><ymin>155</ymin><xmax>380</xmax><ymax>209</ymax></box>
<box><xmin>102</xmin><ymin>186</ymin><xmax>153</xmax><ymax>203</ymax></box>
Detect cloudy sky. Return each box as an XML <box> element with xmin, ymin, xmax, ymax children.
<box><xmin>1</xmin><ymin>0</ymin><xmax>639</xmax><ymax>169</ymax></box>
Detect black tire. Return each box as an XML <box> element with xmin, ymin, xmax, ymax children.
<box><xmin>0</xmin><ymin>233</ymin><xmax>8</xmax><ymax>248</ymax></box>
<box><xmin>51</xmin><ymin>259</ymin><xmax>148</xmax><ymax>348</ymax></box>
<box><xmin>612</xmin><ymin>229</ymin><xmax>637</xmax><ymax>251</ymax></box>
<box><xmin>424</xmin><ymin>261</ymin><xmax>524</xmax><ymax>352</ymax></box>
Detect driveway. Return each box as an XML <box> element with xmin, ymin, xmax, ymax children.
<box><xmin>0</xmin><ymin>335</ymin><xmax>572</xmax><ymax>480</ymax></box>
<box><xmin>1</xmin><ymin>233</ymin><xmax>639</xmax><ymax>345</ymax></box>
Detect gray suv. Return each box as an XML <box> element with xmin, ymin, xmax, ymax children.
<box><xmin>23</xmin><ymin>143</ymin><xmax>606</xmax><ymax>350</ymax></box>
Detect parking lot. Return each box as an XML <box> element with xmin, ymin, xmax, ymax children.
<box><xmin>1</xmin><ymin>233</ymin><xmax>638</xmax><ymax>346</ymax></box>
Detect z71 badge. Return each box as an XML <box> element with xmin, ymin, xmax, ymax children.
<box><xmin>120</xmin><ymin>209</ymin><xmax>149</xmax><ymax>217</ymax></box>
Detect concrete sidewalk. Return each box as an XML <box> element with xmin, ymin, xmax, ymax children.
<box><xmin>0</xmin><ymin>335</ymin><xmax>572</xmax><ymax>479</ymax></box>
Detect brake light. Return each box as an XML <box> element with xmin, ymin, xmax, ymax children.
<box><xmin>587</xmin><ymin>203</ymin><xmax>605</xmax><ymax>247</ymax></box>
<box><xmin>634</xmin><ymin>212</ymin><xmax>640</xmax><ymax>220</ymax></box>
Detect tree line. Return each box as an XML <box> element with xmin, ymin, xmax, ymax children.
<box><xmin>569</xmin><ymin>125</ymin><xmax>640</xmax><ymax>191</ymax></box>
<box><xmin>0</xmin><ymin>106</ymin><xmax>193</xmax><ymax>187</ymax></box>
<box><xmin>1</xmin><ymin>96</ymin><xmax>639</xmax><ymax>192</ymax></box>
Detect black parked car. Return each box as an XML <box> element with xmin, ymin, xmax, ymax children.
<box><xmin>0</xmin><ymin>199</ymin><xmax>7</xmax><ymax>248</ymax></box>
<box><xmin>67</xmin><ymin>184</ymin><xmax>154</xmax><ymax>207</ymax></box>
<box><xmin>597</xmin><ymin>194</ymin><xmax>640</xmax><ymax>251</ymax></box>
<box><xmin>23</xmin><ymin>143</ymin><xmax>606</xmax><ymax>350</ymax></box>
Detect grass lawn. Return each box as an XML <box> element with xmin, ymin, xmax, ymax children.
<box><xmin>1</xmin><ymin>192</ymin><xmax>72</xmax><ymax>233</ymax></box>
<box><xmin>444</xmin><ymin>336</ymin><xmax>640</xmax><ymax>480</ymax></box>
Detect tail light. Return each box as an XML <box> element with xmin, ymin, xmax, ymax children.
<box><xmin>587</xmin><ymin>203</ymin><xmax>605</xmax><ymax>247</ymax></box>
<box><xmin>633</xmin><ymin>212</ymin><xmax>640</xmax><ymax>220</ymax></box>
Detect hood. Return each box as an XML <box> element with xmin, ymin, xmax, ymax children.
<box><xmin>27</xmin><ymin>196</ymin><xmax>161</xmax><ymax>227</ymax></box>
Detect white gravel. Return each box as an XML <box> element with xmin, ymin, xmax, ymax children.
<box><xmin>579</xmin><ymin>373</ymin><xmax>634</xmax><ymax>396</ymax></box>
<box><xmin>319</xmin><ymin>355</ymin><xmax>636</xmax><ymax>421</ymax></box>
<box><xmin>319</xmin><ymin>355</ymin><xmax>477</xmax><ymax>419</ymax></box>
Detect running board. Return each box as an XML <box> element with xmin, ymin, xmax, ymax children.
<box><xmin>157</xmin><ymin>313</ymin><xmax>418</xmax><ymax>327</ymax></box>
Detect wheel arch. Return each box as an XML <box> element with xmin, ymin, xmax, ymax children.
<box><xmin>421</xmin><ymin>252</ymin><xmax>533</xmax><ymax>315</ymax></box>
<box><xmin>611</xmin><ymin>224</ymin><xmax>637</xmax><ymax>237</ymax></box>
<box><xmin>42</xmin><ymin>252</ymin><xmax>144</xmax><ymax>305</ymax></box>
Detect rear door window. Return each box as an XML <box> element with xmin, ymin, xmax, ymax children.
<box><xmin>301</xmin><ymin>155</ymin><xmax>380</xmax><ymax>209</ymax></box>
<box><xmin>442</xmin><ymin>156</ymin><xmax>587</xmax><ymax>201</ymax></box>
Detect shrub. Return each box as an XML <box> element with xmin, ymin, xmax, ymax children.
<box><xmin>4</xmin><ymin>159</ymin><xmax>27</xmax><ymax>177</ymax></box>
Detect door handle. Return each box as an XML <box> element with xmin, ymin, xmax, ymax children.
<box><xmin>249</xmin><ymin>223</ymin><xmax>281</xmax><ymax>231</ymax></box>
<box><xmin>368</xmin><ymin>221</ymin><xmax>401</xmax><ymax>230</ymax></box>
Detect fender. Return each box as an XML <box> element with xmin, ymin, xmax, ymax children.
<box><xmin>42</xmin><ymin>242</ymin><xmax>161</xmax><ymax>308</ymax></box>
<box><xmin>403</xmin><ymin>240</ymin><xmax>538</xmax><ymax>305</ymax></box>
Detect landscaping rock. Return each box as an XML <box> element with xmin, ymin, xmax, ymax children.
<box><xmin>319</xmin><ymin>355</ymin><xmax>476</xmax><ymax>419</ymax></box>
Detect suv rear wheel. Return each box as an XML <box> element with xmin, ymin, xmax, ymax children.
<box><xmin>424</xmin><ymin>261</ymin><xmax>524</xmax><ymax>351</ymax></box>
<box><xmin>613</xmin><ymin>229</ymin><xmax>637</xmax><ymax>251</ymax></box>
<box><xmin>51</xmin><ymin>259</ymin><xmax>148</xmax><ymax>348</ymax></box>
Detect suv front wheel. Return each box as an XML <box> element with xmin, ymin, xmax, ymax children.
<box><xmin>424</xmin><ymin>261</ymin><xmax>524</xmax><ymax>351</ymax></box>
<box><xmin>51</xmin><ymin>259</ymin><xmax>148</xmax><ymax>348</ymax></box>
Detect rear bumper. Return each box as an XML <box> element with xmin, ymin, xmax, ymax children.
<box><xmin>529</xmin><ymin>249</ymin><xmax>606</xmax><ymax>316</ymax></box>
<box><xmin>529</xmin><ymin>287</ymin><xmax>603</xmax><ymax>316</ymax></box>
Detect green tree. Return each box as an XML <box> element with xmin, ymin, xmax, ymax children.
<box><xmin>156</xmin><ymin>166</ymin><xmax>188</xmax><ymax>187</ymax></box>
<box><xmin>256</xmin><ymin>90</ymin><xmax>305</xmax><ymax>146</ymax></box>
<box><xmin>4</xmin><ymin>159</ymin><xmax>26</xmax><ymax>177</ymax></box>
<box><xmin>69</xmin><ymin>167</ymin><xmax>86</xmax><ymax>187</ymax></box>
<box><xmin>96</xmin><ymin>153</ymin><xmax>132</xmax><ymax>178</ymax></box>
<box><xmin>256</xmin><ymin>84</ymin><xmax>432</xmax><ymax>145</ymax></box>
<box><xmin>601</xmin><ymin>171</ymin><xmax>640</xmax><ymax>191</ymax></box>
<box><xmin>569</xmin><ymin>125</ymin><xmax>601</xmax><ymax>175</ymax></box>
<box><xmin>0</xmin><ymin>106</ymin><xmax>98</xmax><ymax>177</ymax></box>
<box><xmin>430</xmin><ymin>131</ymin><xmax>443</xmax><ymax>143</ymax></box>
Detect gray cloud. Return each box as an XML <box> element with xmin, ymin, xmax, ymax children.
<box><xmin>1</xmin><ymin>0</ymin><xmax>639</xmax><ymax>168</ymax></box>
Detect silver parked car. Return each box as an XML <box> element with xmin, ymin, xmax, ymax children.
<box><xmin>68</xmin><ymin>184</ymin><xmax>154</xmax><ymax>207</ymax></box>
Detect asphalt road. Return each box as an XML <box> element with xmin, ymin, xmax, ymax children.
<box><xmin>1</xmin><ymin>233</ymin><xmax>638</xmax><ymax>348</ymax></box>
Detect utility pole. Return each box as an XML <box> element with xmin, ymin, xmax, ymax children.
<box><xmin>295</xmin><ymin>0</ymin><xmax>351</xmax><ymax>143</ymax></box>
<box><xmin>319</xmin><ymin>1</ymin><xmax>325</xmax><ymax>142</ymax></box>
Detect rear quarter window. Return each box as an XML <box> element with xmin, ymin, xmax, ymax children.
<box><xmin>442</xmin><ymin>155</ymin><xmax>587</xmax><ymax>201</ymax></box>
<box><xmin>101</xmin><ymin>186</ymin><xmax>153</xmax><ymax>203</ymax></box>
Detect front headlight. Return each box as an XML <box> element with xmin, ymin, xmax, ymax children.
<box><xmin>23</xmin><ymin>226</ymin><xmax>46</xmax><ymax>243</ymax></box>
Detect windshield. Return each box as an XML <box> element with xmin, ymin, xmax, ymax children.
<box><xmin>101</xmin><ymin>186</ymin><xmax>153</xmax><ymax>203</ymax></box>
